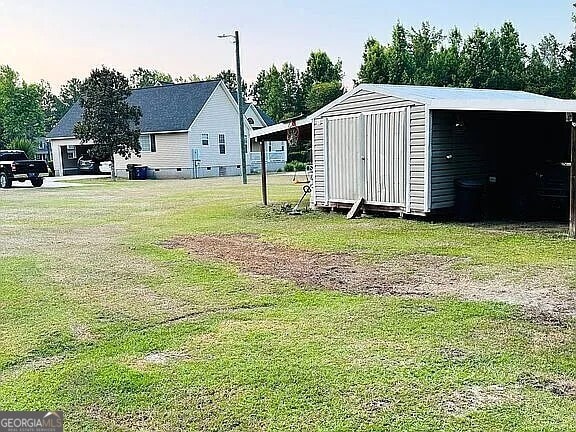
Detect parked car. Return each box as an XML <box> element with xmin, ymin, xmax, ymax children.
<box><xmin>77</xmin><ymin>155</ymin><xmax>112</xmax><ymax>175</ymax></box>
<box><xmin>99</xmin><ymin>161</ymin><xmax>112</xmax><ymax>174</ymax></box>
<box><xmin>0</xmin><ymin>150</ymin><xmax>49</xmax><ymax>188</ymax></box>
<box><xmin>77</xmin><ymin>155</ymin><xmax>99</xmax><ymax>174</ymax></box>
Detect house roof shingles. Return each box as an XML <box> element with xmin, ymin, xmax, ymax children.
<box><xmin>254</xmin><ymin>106</ymin><xmax>275</xmax><ymax>126</ymax></box>
<box><xmin>47</xmin><ymin>80</ymin><xmax>220</xmax><ymax>138</ymax></box>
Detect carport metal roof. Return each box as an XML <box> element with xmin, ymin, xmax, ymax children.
<box><xmin>250</xmin><ymin>84</ymin><xmax>576</xmax><ymax>141</ymax></box>
<box><xmin>250</xmin><ymin>116</ymin><xmax>312</xmax><ymax>141</ymax></box>
<box><xmin>312</xmin><ymin>84</ymin><xmax>576</xmax><ymax>116</ymax></box>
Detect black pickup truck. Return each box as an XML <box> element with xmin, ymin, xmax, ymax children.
<box><xmin>0</xmin><ymin>150</ymin><xmax>49</xmax><ymax>188</ymax></box>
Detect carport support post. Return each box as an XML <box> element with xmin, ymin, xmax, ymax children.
<box><xmin>259</xmin><ymin>139</ymin><xmax>268</xmax><ymax>206</ymax></box>
<box><xmin>570</xmin><ymin>114</ymin><xmax>576</xmax><ymax>238</ymax></box>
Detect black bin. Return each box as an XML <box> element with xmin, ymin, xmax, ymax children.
<box><xmin>454</xmin><ymin>178</ymin><xmax>486</xmax><ymax>221</ymax></box>
<box><xmin>126</xmin><ymin>164</ymin><xmax>137</xmax><ymax>180</ymax></box>
<box><xmin>133</xmin><ymin>165</ymin><xmax>148</xmax><ymax>180</ymax></box>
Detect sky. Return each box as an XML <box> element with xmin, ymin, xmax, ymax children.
<box><xmin>0</xmin><ymin>0</ymin><xmax>575</xmax><ymax>92</ymax></box>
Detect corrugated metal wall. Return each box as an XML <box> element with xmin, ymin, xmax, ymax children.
<box><xmin>364</xmin><ymin>110</ymin><xmax>407</xmax><ymax>206</ymax></box>
<box><xmin>312</xmin><ymin>118</ymin><xmax>326</xmax><ymax>203</ymax></box>
<box><xmin>326</xmin><ymin>116</ymin><xmax>361</xmax><ymax>202</ymax></box>
<box><xmin>322</xmin><ymin>109</ymin><xmax>408</xmax><ymax>206</ymax></box>
<box><xmin>430</xmin><ymin>111</ymin><xmax>489</xmax><ymax>209</ymax></box>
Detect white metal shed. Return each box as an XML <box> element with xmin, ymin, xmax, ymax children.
<box><xmin>309</xmin><ymin>84</ymin><xmax>576</xmax><ymax>218</ymax></box>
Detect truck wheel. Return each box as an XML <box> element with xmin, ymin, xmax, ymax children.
<box><xmin>31</xmin><ymin>178</ymin><xmax>44</xmax><ymax>187</ymax></box>
<box><xmin>0</xmin><ymin>172</ymin><xmax>12</xmax><ymax>189</ymax></box>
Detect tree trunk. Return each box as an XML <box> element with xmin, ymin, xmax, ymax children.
<box><xmin>110</xmin><ymin>153</ymin><xmax>117</xmax><ymax>182</ymax></box>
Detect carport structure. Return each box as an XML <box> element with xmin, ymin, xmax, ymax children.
<box><xmin>251</xmin><ymin>85</ymin><xmax>576</xmax><ymax>237</ymax></box>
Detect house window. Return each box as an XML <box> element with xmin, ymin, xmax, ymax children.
<box><xmin>268</xmin><ymin>144</ymin><xmax>272</xmax><ymax>152</ymax></box>
<box><xmin>218</xmin><ymin>134</ymin><xmax>226</xmax><ymax>154</ymax></box>
<box><xmin>139</xmin><ymin>135</ymin><xmax>151</xmax><ymax>152</ymax></box>
<box><xmin>66</xmin><ymin>145</ymin><xmax>76</xmax><ymax>159</ymax></box>
<box><xmin>201</xmin><ymin>133</ymin><xmax>209</xmax><ymax>146</ymax></box>
<box><xmin>150</xmin><ymin>135</ymin><xmax>156</xmax><ymax>152</ymax></box>
<box><xmin>247</xmin><ymin>117</ymin><xmax>254</xmax><ymax>124</ymax></box>
<box><xmin>281</xmin><ymin>145</ymin><xmax>284</xmax><ymax>151</ymax></box>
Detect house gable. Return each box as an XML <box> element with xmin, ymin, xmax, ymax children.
<box><xmin>188</xmin><ymin>82</ymin><xmax>249</xmax><ymax>169</ymax></box>
<box><xmin>245</xmin><ymin>104</ymin><xmax>267</xmax><ymax>128</ymax></box>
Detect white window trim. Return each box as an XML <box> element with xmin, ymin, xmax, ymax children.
<box><xmin>218</xmin><ymin>134</ymin><xmax>226</xmax><ymax>154</ymax></box>
<box><xmin>139</xmin><ymin>135</ymin><xmax>151</xmax><ymax>152</ymax></box>
<box><xmin>201</xmin><ymin>133</ymin><xmax>209</xmax><ymax>146</ymax></box>
<box><xmin>66</xmin><ymin>145</ymin><xmax>76</xmax><ymax>159</ymax></box>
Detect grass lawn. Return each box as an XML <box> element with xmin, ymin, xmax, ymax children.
<box><xmin>0</xmin><ymin>175</ymin><xmax>575</xmax><ymax>431</ymax></box>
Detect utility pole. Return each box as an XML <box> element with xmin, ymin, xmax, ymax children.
<box><xmin>219</xmin><ymin>31</ymin><xmax>248</xmax><ymax>184</ymax></box>
<box><xmin>570</xmin><ymin>114</ymin><xmax>576</xmax><ymax>238</ymax></box>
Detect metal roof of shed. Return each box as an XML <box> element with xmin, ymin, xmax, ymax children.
<box><xmin>311</xmin><ymin>84</ymin><xmax>576</xmax><ymax>117</ymax></box>
<box><xmin>251</xmin><ymin>84</ymin><xmax>576</xmax><ymax>141</ymax></box>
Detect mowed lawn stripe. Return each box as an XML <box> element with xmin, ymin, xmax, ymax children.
<box><xmin>0</xmin><ymin>176</ymin><xmax>574</xmax><ymax>431</ymax></box>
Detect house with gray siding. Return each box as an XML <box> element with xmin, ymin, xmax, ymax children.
<box><xmin>252</xmin><ymin>84</ymin><xmax>576</xmax><ymax>220</ymax></box>
<box><xmin>47</xmin><ymin>80</ymin><xmax>284</xmax><ymax>178</ymax></box>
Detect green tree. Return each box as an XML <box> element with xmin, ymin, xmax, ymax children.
<box><xmin>214</xmin><ymin>69</ymin><xmax>247</xmax><ymax>96</ymax></box>
<box><xmin>526</xmin><ymin>48</ymin><xmax>553</xmax><ymax>95</ymax></box>
<box><xmin>250</xmin><ymin>69</ymin><xmax>268</xmax><ymax>106</ymax></box>
<box><xmin>357</xmin><ymin>37</ymin><xmax>390</xmax><ymax>84</ymax></box>
<box><xmin>429</xmin><ymin>28</ymin><xmax>462</xmax><ymax>86</ymax></box>
<box><xmin>526</xmin><ymin>34</ymin><xmax>565</xmax><ymax>97</ymax></box>
<box><xmin>0</xmin><ymin>66</ymin><xmax>45</xmax><ymax>142</ymax></box>
<box><xmin>174</xmin><ymin>74</ymin><xmax>203</xmax><ymax>83</ymax></box>
<box><xmin>388</xmin><ymin>23</ymin><xmax>414</xmax><ymax>84</ymax></box>
<box><xmin>59</xmin><ymin>78</ymin><xmax>83</xmax><ymax>109</ymax></box>
<box><xmin>250</xmin><ymin>65</ymin><xmax>284</xmax><ymax>121</ymax></box>
<box><xmin>280</xmin><ymin>63</ymin><xmax>304</xmax><ymax>118</ymax></box>
<box><xmin>74</xmin><ymin>67</ymin><xmax>142</xmax><ymax>180</ymax></box>
<box><xmin>409</xmin><ymin>22</ymin><xmax>443</xmax><ymax>85</ymax></box>
<box><xmin>39</xmin><ymin>80</ymin><xmax>66</xmax><ymax>131</ymax></box>
<box><xmin>305</xmin><ymin>81</ymin><xmax>344</xmax><ymax>113</ymax></box>
<box><xmin>129</xmin><ymin>67</ymin><xmax>173</xmax><ymax>88</ymax></box>
<box><xmin>459</xmin><ymin>28</ymin><xmax>493</xmax><ymax>88</ymax></box>
<box><xmin>489</xmin><ymin>22</ymin><xmax>526</xmax><ymax>90</ymax></box>
<box><xmin>301</xmin><ymin>51</ymin><xmax>343</xmax><ymax>96</ymax></box>
<box><xmin>357</xmin><ymin>23</ymin><xmax>414</xmax><ymax>86</ymax></box>
<box><xmin>561</xmin><ymin>5</ymin><xmax>576</xmax><ymax>97</ymax></box>
<box><xmin>250</xmin><ymin>64</ymin><xmax>305</xmax><ymax>121</ymax></box>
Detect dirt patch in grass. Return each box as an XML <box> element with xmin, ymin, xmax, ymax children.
<box><xmin>130</xmin><ymin>351</ymin><xmax>191</xmax><ymax>369</ymax></box>
<box><xmin>0</xmin><ymin>355</ymin><xmax>65</xmax><ymax>382</ymax></box>
<box><xmin>440</xmin><ymin>347</ymin><xmax>469</xmax><ymax>362</ymax></box>
<box><xmin>166</xmin><ymin>234</ymin><xmax>576</xmax><ymax>320</ymax></box>
<box><xmin>441</xmin><ymin>385</ymin><xmax>519</xmax><ymax>416</ymax></box>
<box><xmin>518</xmin><ymin>373</ymin><xmax>576</xmax><ymax>397</ymax></box>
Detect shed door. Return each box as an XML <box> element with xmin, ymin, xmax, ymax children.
<box><xmin>364</xmin><ymin>109</ymin><xmax>408</xmax><ymax>206</ymax></box>
<box><xmin>326</xmin><ymin>115</ymin><xmax>362</xmax><ymax>202</ymax></box>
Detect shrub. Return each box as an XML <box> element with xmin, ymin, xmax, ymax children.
<box><xmin>7</xmin><ymin>138</ymin><xmax>38</xmax><ymax>158</ymax></box>
<box><xmin>284</xmin><ymin>161</ymin><xmax>307</xmax><ymax>172</ymax></box>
